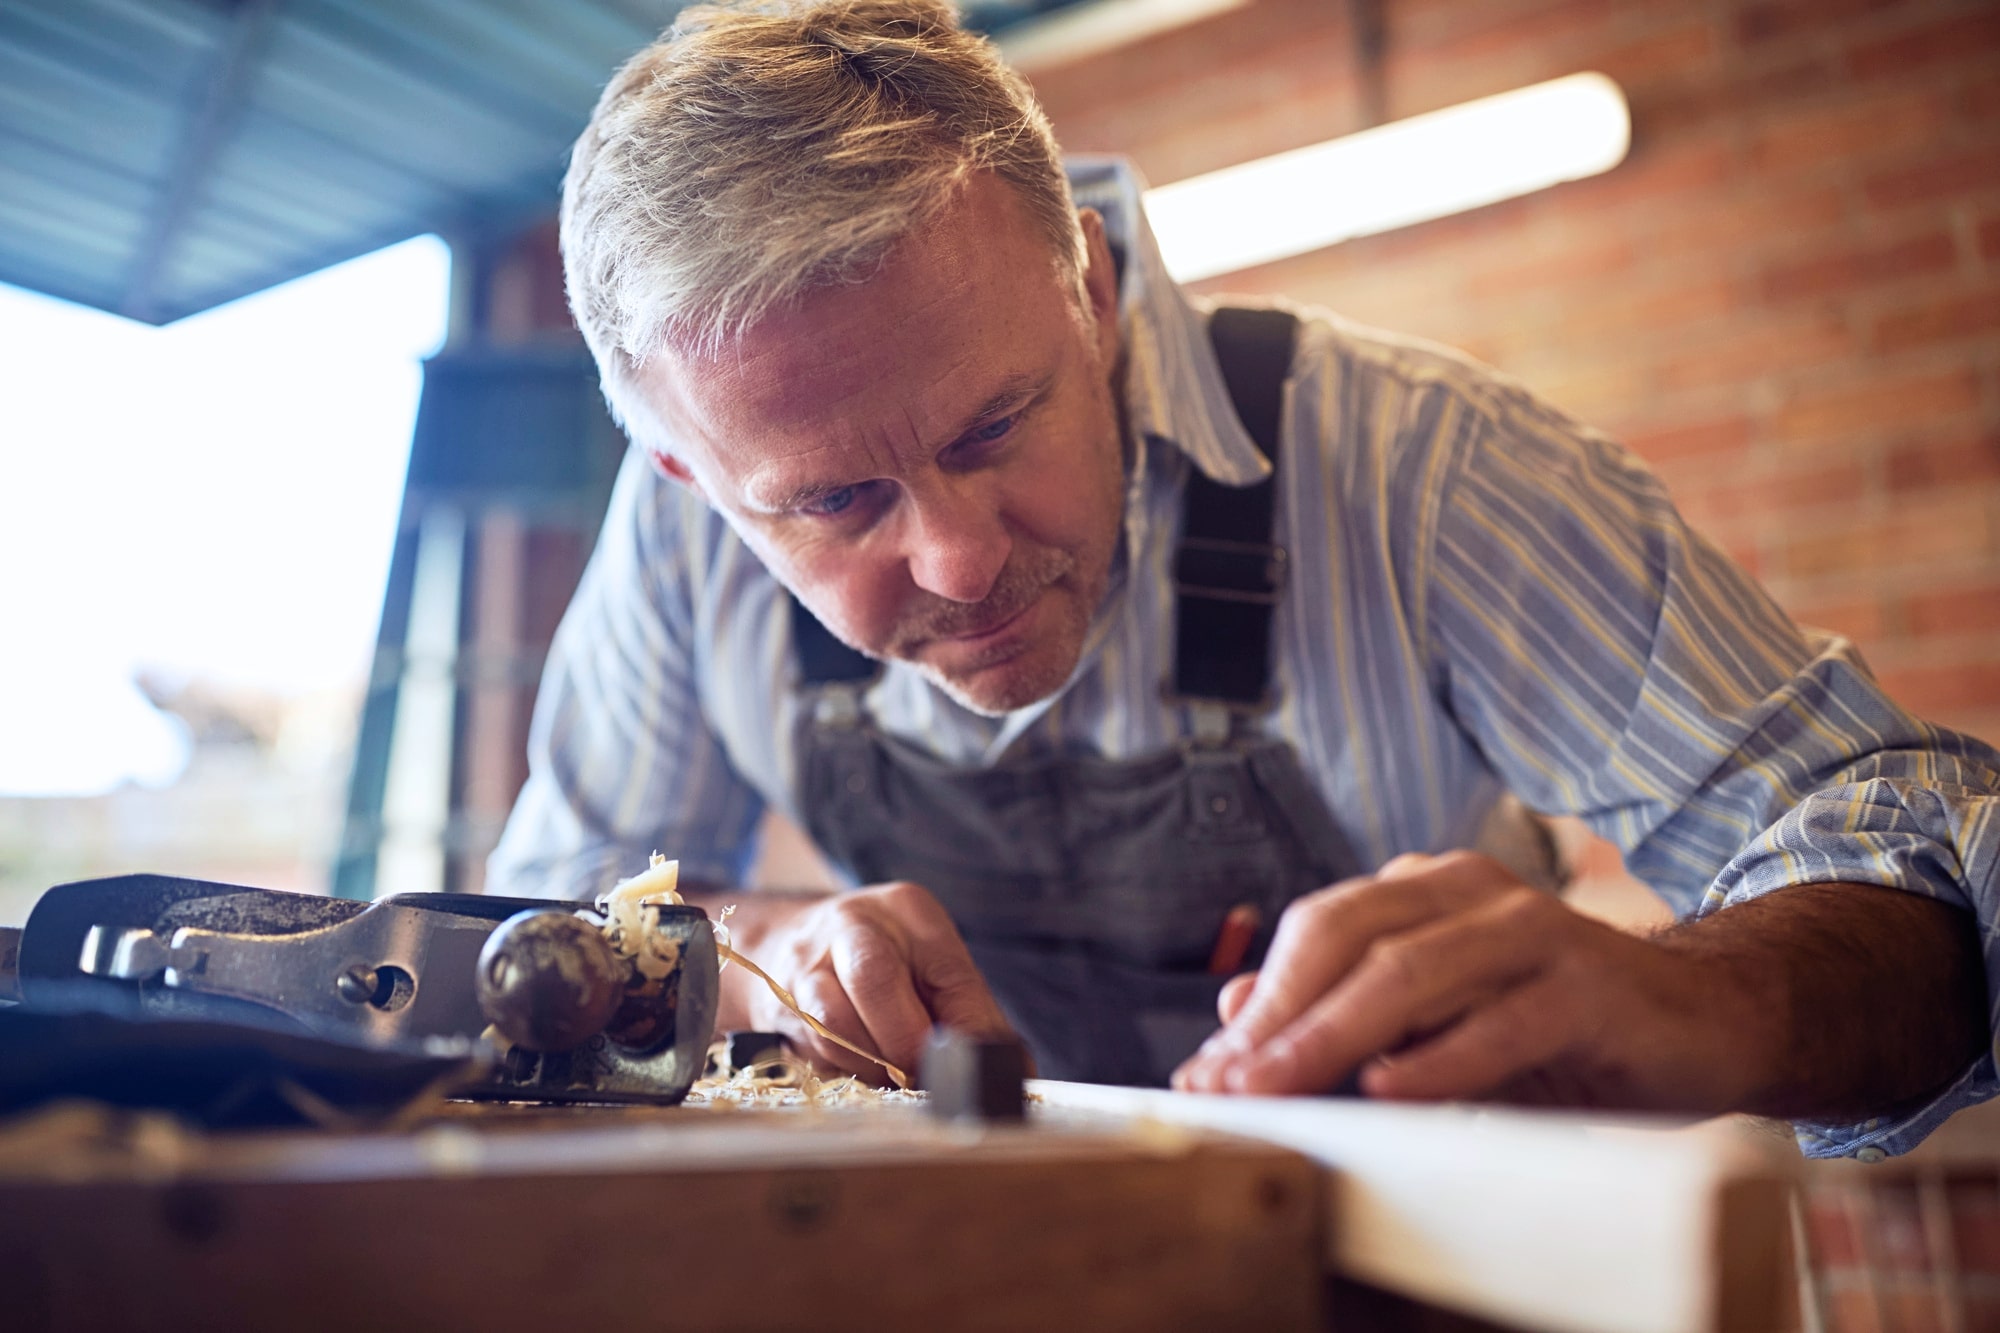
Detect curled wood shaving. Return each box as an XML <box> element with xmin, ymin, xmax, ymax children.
<box><xmin>602</xmin><ymin>854</ymin><xmax>912</xmax><ymax>1091</ymax></box>
<box><xmin>714</xmin><ymin>940</ymin><xmax>911</xmax><ymax>1090</ymax></box>
<box><xmin>597</xmin><ymin>856</ymin><xmax>685</xmax><ymax>980</ymax></box>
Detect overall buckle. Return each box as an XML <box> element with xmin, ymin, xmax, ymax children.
<box><xmin>1172</xmin><ymin>538</ymin><xmax>1288</xmax><ymax>606</ymax></box>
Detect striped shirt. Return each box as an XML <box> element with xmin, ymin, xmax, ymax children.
<box><xmin>489</xmin><ymin>157</ymin><xmax>2000</xmax><ymax>1158</ymax></box>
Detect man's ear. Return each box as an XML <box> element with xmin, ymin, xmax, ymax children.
<box><xmin>647</xmin><ymin>448</ymin><xmax>705</xmax><ymax>500</ymax></box>
<box><xmin>1077</xmin><ymin>207</ymin><xmax>1121</xmax><ymax>364</ymax></box>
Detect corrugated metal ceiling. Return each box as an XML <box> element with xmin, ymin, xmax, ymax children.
<box><xmin>0</xmin><ymin>0</ymin><xmax>1087</xmax><ymax>324</ymax></box>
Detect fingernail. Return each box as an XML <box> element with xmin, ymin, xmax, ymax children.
<box><xmin>1229</xmin><ymin>1043</ymin><xmax>1293</xmax><ymax>1094</ymax></box>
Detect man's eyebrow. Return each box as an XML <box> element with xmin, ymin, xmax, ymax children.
<box><xmin>764</xmin><ymin>477</ymin><xmax>852</xmax><ymax>512</ymax></box>
<box><xmin>947</xmin><ymin>370</ymin><xmax>1051</xmax><ymax>441</ymax></box>
<box><xmin>753</xmin><ymin>371</ymin><xmax>1055</xmax><ymax>513</ymax></box>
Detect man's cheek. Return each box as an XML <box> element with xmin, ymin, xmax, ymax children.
<box><xmin>1004</xmin><ymin>480</ymin><xmax>1100</xmax><ymax>559</ymax></box>
<box><xmin>723</xmin><ymin>523</ymin><xmax>855</xmax><ymax>633</ymax></box>
<box><xmin>794</xmin><ymin>561</ymin><xmax>900</xmax><ymax>652</ymax></box>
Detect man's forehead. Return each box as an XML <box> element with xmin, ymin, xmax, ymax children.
<box><xmin>665</xmin><ymin>210</ymin><xmax>1005</xmax><ymax>410</ymax></box>
<box><xmin>657</xmin><ymin>314</ymin><xmax>999</xmax><ymax>454</ymax></box>
<box><xmin>638</xmin><ymin>176</ymin><xmax>1071</xmax><ymax>495</ymax></box>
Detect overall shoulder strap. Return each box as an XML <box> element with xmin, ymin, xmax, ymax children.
<box><xmin>1170</xmin><ymin>305</ymin><xmax>1299</xmax><ymax>709</ymax></box>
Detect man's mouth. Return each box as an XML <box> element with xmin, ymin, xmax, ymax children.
<box><xmin>887</xmin><ymin>549</ymin><xmax>1077</xmax><ymax>661</ymax></box>
<box><xmin>938</xmin><ymin>597</ymin><xmax>1037</xmax><ymax>644</ymax></box>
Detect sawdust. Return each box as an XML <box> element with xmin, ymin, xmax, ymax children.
<box><xmin>0</xmin><ymin>1100</ymin><xmax>195</xmax><ymax>1181</ymax></box>
<box><xmin>685</xmin><ymin>1043</ymin><xmax>926</xmax><ymax>1110</ymax></box>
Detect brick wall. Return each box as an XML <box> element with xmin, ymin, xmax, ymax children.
<box><xmin>1032</xmin><ymin>0</ymin><xmax>2000</xmax><ymax>744</ymax></box>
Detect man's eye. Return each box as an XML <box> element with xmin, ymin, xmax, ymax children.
<box><xmin>801</xmin><ymin>486</ymin><xmax>857</xmax><ymax>517</ymax></box>
<box><xmin>965</xmin><ymin>414</ymin><xmax>1017</xmax><ymax>446</ymax></box>
<box><xmin>799</xmin><ymin>482</ymin><xmax>887</xmax><ymax>520</ymax></box>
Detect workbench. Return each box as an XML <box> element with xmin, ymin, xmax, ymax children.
<box><xmin>0</xmin><ymin>1081</ymin><xmax>1804</xmax><ymax>1332</ymax></box>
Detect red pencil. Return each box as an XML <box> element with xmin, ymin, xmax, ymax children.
<box><xmin>1207</xmin><ymin>903</ymin><xmax>1262</xmax><ymax>976</ymax></box>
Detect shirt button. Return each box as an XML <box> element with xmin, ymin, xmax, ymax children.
<box><xmin>1210</xmin><ymin>795</ymin><xmax>1230</xmax><ymax>815</ymax></box>
<box><xmin>845</xmin><ymin>773</ymin><xmax>867</xmax><ymax>795</ymax></box>
<box><xmin>1854</xmin><ymin>1146</ymin><xmax>1887</xmax><ymax>1164</ymax></box>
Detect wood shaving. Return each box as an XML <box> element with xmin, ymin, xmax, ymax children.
<box><xmin>600</xmin><ymin>853</ymin><xmax>912</xmax><ymax>1091</ymax></box>
<box><xmin>687</xmin><ymin>1044</ymin><xmax>926</xmax><ymax>1111</ymax></box>
<box><xmin>596</xmin><ymin>856</ymin><xmax>686</xmax><ymax>980</ymax></box>
<box><xmin>273</xmin><ymin>1067</ymin><xmax>467</xmax><ymax>1134</ymax></box>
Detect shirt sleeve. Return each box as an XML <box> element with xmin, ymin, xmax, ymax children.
<box><xmin>485</xmin><ymin>450</ymin><xmax>766</xmax><ymax>900</ymax></box>
<box><xmin>1420</xmin><ymin>379</ymin><xmax>2000</xmax><ymax>1159</ymax></box>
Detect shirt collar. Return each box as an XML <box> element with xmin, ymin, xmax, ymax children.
<box><xmin>1066</xmin><ymin>156</ymin><xmax>1275</xmax><ymax>491</ymax></box>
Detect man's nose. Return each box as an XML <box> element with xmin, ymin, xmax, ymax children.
<box><xmin>902</xmin><ymin>482</ymin><xmax>1011</xmax><ymax>604</ymax></box>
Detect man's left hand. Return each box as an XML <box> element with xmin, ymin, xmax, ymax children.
<box><xmin>1172</xmin><ymin>851</ymin><xmax>1768</xmax><ymax>1110</ymax></box>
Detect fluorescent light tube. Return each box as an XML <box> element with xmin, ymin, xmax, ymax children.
<box><xmin>1145</xmin><ymin>72</ymin><xmax>1632</xmax><ymax>282</ymax></box>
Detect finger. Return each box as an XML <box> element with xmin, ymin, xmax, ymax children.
<box><xmin>1168</xmin><ymin>972</ymin><xmax>1264</xmax><ymax>1088</ymax></box>
<box><xmin>1358</xmin><ymin>975</ymin><xmax>1576</xmax><ymax>1102</ymax></box>
<box><xmin>831</xmin><ymin>927</ymin><xmax>936</xmax><ymax>1072</ymax></box>
<box><xmin>872</xmin><ymin>884</ymin><xmax>1015</xmax><ymax>1041</ymax></box>
<box><xmin>916</xmin><ymin>946</ymin><xmax>1013</xmax><ymax>1039</ymax></box>
<box><xmin>1195</xmin><ymin>877</ymin><xmax>1451</xmax><ymax>1071</ymax></box>
<box><xmin>1222</xmin><ymin>890</ymin><xmax>1554</xmax><ymax>1095</ymax></box>
<box><xmin>784</xmin><ymin>973</ymin><xmax>884</xmax><ymax>1081</ymax></box>
<box><xmin>1175</xmin><ymin>972</ymin><xmax>1265</xmax><ymax>1089</ymax></box>
<box><xmin>1188</xmin><ymin>853</ymin><xmax>1537</xmax><ymax>1091</ymax></box>
<box><xmin>1376</xmin><ymin>852</ymin><xmax>1438</xmax><ymax>880</ymax></box>
<box><xmin>1218</xmin><ymin>971</ymin><xmax>1259</xmax><ymax>1024</ymax></box>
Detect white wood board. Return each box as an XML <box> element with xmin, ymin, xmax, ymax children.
<box><xmin>1030</xmin><ymin>1081</ymin><xmax>1794</xmax><ymax>1333</ymax></box>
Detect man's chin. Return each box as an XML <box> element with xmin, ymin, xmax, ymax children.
<box><xmin>924</xmin><ymin>671</ymin><xmax>1062</xmax><ymax>718</ymax></box>
<box><xmin>917</xmin><ymin>649</ymin><xmax>1074</xmax><ymax>718</ymax></box>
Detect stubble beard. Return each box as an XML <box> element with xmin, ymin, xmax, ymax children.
<box><xmin>909</xmin><ymin>546</ymin><xmax>1104</xmax><ymax>718</ymax></box>
<box><xmin>885</xmin><ymin>542</ymin><xmax>1073</xmax><ymax>652</ymax></box>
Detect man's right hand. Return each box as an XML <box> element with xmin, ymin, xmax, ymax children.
<box><xmin>729</xmin><ymin>880</ymin><xmax>1018</xmax><ymax>1081</ymax></box>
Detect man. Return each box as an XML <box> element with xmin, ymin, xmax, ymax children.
<box><xmin>490</xmin><ymin>0</ymin><xmax>2000</xmax><ymax>1156</ymax></box>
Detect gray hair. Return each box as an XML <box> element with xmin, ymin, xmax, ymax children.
<box><xmin>560</xmin><ymin>0</ymin><xmax>1085</xmax><ymax>443</ymax></box>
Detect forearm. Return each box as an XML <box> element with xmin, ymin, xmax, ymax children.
<box><xmin>1662</xmin><ymin>882</ymin><xmax>1988</xmax><ymax>1122</ymax></box>
<box><xmin>678</xmin><ymin>881</ymin><xmax>835</xmax><ymax>1032</ymax></box>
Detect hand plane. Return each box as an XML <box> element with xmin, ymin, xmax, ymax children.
<box><xmin>2</xmin><ymin>874</ymin><xmax>719</xmax><ymax>1107</ymax></box>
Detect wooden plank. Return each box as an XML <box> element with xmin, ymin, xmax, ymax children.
<box><xmin>0</xmin><ymin>1105</ymin><xmax>1325</xmax><ymax>1332</ymax></box>
<box><xmin>1030</xmin><ymin>1081</ymin><xmax>1796</xmax><ymax>1333</ymax></box>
